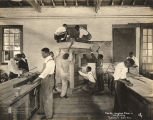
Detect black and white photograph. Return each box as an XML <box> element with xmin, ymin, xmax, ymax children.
<box><xmin>0</xmin><ymin>0</ymin><xmax>153</xmax><ymax>120</ymax></box>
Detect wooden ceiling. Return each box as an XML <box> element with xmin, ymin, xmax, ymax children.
<box><xmin>0</xmin><ymin>0</ymin><xmax>153</xmax><ymax>13</ymax></box>
<box><xmin>0</xmin><ymin>0</ymin><xmax>153</xmax><ymax>7</ymax></box>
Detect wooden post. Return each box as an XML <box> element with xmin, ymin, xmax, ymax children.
<box><xmin>69</xmin><ymin>50</ymin><xmax>74</xmax><ymax>88</ymax></box>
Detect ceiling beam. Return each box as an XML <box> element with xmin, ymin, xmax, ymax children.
<box><xmin>64</xmin><ymin>0</ymin><xmax>67</xmax><ymax>6</ymax></box>
<box><xmin>87</xmin><ymin>0</ymin><xmax>89</xmax><ymax>6</ymax></box>
<box><xmin>26</xmin><ymin>0</ymin><xmax>41</xmax><ymax>12</ymax></box>
<box><xmin>132</xmin><ymin>0</ymin><xmax>135</xmax><ymax>5</ymax></box>
<box><xmin>39</xmin><ymin>0</ymin><xmax>44</xmax><ymax>6</ymax></box>
<box><xmin>121</xmin><ymin>0</ymin><xmax>124</xmax><ymax>5</ymax></box>
<box><xmin>144</xmin><ymin>0</ymin><xmax>147</xmax><ymax>5</ymax></box>
<box><xmin>51</xmin><ymin>0</ymin><xmax>55</xmax><ymax>7</ymax></box>
<box><xmin>75</xmin><ymin>0</ymin><xmax>78</xmax><ymax>6</ymax></box>
<box><xmin>95</xmin><ymin>0</ymin><xmax>102</xmax><ymax>13</ymax></box>
<box><xmin>111</xmin><ymin>0</ymin><xmax>114</xmax><ymax>5</ymax></box>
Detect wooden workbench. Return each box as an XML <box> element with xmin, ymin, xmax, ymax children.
<box><xmin>114</xmin><ymin>73</ymin><xmax>153</xmax><ymax>120</ymax></box>
<box><xmin>0</xmin><ymin>72</ymin><xmax>40</xmax><ymax>120</ymax></box>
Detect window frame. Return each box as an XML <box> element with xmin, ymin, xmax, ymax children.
<box><xmin>140</xmin><ymin>24</ymin><xmax>153</xmax><ymax>75</ymax></box>
<box><xmin>0</xmin><ymin>25</ymin><xmax>23</xmax><ymax>65</ymax></box>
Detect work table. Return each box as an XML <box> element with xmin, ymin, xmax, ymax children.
<box><xmin>111</xmin><ymin>72</ymin><xmax>153</xmax><ymax>120</ymax></box>
<box><xmin>0</xmin><ymin>72</ymin><xmax>40</xmax><ymax>120</ymax></box>
<box><xmin>127</xmin><ymin>73</ymin><xmax>153</xmax><ymax>102</ymax></box>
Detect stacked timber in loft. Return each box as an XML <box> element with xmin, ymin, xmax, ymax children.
<box><xmin>0</xmin><ymin>72</ymin><xmax>39</xmax><ymax>120</ymax></box>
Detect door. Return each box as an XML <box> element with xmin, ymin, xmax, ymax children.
<box><xmin>113</xmin><ymin>25</ymin><xmax>136</xmax><ymax>62</ymax></box>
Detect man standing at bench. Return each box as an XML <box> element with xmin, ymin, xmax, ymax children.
<box><xmin>33</xmin><ymin>48</ymin><xmax>55</xmax><ymax>119</ymax></box>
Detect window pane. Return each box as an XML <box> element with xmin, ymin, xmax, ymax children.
<box><xmin>148</xmin><ymin>29</ymin><xmax>152</xmax><ymax>35</ymax></box>
<box><xmin>3</xmin><ymin>46</ymin><xmax>10</xmax><ymax>50</ymax></box>
<box><xmin>15</xmin><ymin>34</ymin><xmax>20</xmax><ymax>39</ymax></box>
<box><xmin>15</xmin><ymin>29</ymin><xmax>20</xmax><ymax>33</ymax></box>
<box><xmin>143</xmin><ymin>29</ymin><xmax>147</xmax><ymax>35</ymax></box>
<box><xmin>143</xmin><ymin>43</ymin><xmax>147</xmax><ymax>49</ymax></box>
<box><xmin>14</xmin><ymin>34</ymin><xmax>20</xmax><ymax>45</ymax></box>
<box><xmin>142</xmin><ymin>50</ymin><xmax>147</xmax><ymax>56</ymax></box>
<box><xmin>10</xmin><ymin>34</ymin><xmax>14</xmax><ymax>45</ymax></box>
<box><xmin>10</xmin><ymin>29</ymin><xmax>16</xmax><ymax>33</ymax></box>
<box><xmin>148</xmin><ymin>36</ymin><xmax>152</xmax><ymax>43</ymax></box>
<box><xmin>148</xmin><ymin>43</ymin><xmax>152</xmax><ymax>49</ymax></box>
<box><xmin>14</xmin><ymin>46</ymin><xmax>20</xmax><ymax>50</ymax></box>
<box><xmin>148</xmin><ymin>57</ymin><xmax>152</xmax><ymax>63</ymax></box>
<box><xmin>9</xmin><ymin>46</ymin><xmax>14</xmax><ymax>50</ymax></box>
<box><xmin>148</xmin><ymin>50</ymin><xmax>152</xmax><ymax>56</ymax></box>
<box><xmin>4</xmin><ymin>34</ymin><xmax>9</xmax><ymax>37</ymax></box>
<box><xmin>4</xmin><ymin>37</ymin><xmax>9</xmax><ymax>45</ymax></box>
<box><xmin>143</xmin><ymin>36</ymin><xmax>147</xmax><ymax>42</ymax></box>
<box><xmin>4</xmin><ymin>51</ymin><xmax>10</xmax><ymax>61</ymax></box>
<box><xmin>142</xmin><ymin>57</ymin><xmax>147</xmax><ymax>63</ymax></box>
<box><xmin>4</xmin><ymin>46</ymin><xmax>14</xmax><ymax>51</ymax></box>
<box><xmin>4</xmin><ymin>29</ymin><xmax>9</xmax><ymax>33</ymax></box>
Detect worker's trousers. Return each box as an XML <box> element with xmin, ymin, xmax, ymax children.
<box><xmin>39</xmin><ymin>74</ymin><xmax>54</xmax><ymax>118</ymax></box>
<box><xmin>113</xmin><ymin>80</ymin><xmax>126</xmax><ymax>112</ymax></box>
<box><xmin>61</xmin><ymin>77</ymin><xmax>68</xmax><ymax>97</ymax></box>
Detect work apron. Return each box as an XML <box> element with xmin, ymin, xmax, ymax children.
<box><xmin>39</xmin><ymin>74</ymin><xmax>54</xmax><ymax>118</ymax></box>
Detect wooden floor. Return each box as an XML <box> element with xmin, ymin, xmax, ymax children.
<box><xmin>31</xmin><ymin>86</ymin><xmax>114</xmax><ymax>120</ymax></box>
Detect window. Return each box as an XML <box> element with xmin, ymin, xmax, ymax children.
<box><xmin>0</xmin><ymin>25</ymin><xmax>23</xmax><ymax>64</ymax></box>
<box><xmin>66</xmin><ymin>24</ymin><xmax>87</xmax><ymax>39</ymax></box>
<box><xmin>140</xmin><ymin>28</ymin><xmax>153</xmax><ymax>74</ymax></box>
<box><xmin>142</xmin><ymin>29</ymin><xmax>153</xmax><ymax>64</ymax></box>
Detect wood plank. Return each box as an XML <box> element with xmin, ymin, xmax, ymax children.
<box><xmin>0</xmin><ymin>81</ymin><xmax>40</xmax><ymax>106</ymax></box>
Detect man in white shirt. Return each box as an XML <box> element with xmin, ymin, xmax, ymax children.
<box><xmin>75</xmin><ymin>25</ymin><xmax>92</xmax><ymax>42</ymax></box>
<box><xmin>78</xmin><ymin>66</ymin><xmax>96</xmax><ymax>94</ymax></box>
<box><xmin>56</xmin><ymin>53</ymin><xmax>74</xmax><ymax>98</ymax></box>
<box><xmin>33</xmin><ymin>48</ymin><xmax>55</xmax><ymax>119</ymax></box>
<box><xmin>127</xmin><ymin>52</ymin><xmax>139</xmax><ymax>67</ymax></box>
<box><xmin>8</xmin><ymin>55</ymin><xmax>22</xmax><ymax>79</ymax></box>
<box><xmin>54</xmin><ymin>24</ymin><xmax>68</xmax><ymax>43</ymax></box>
<box><xmin>113</xmin><ymin>58</ymin><xmax>135</xmax><ymax>112</ymax></box>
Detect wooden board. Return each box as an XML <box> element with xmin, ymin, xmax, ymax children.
<box><xmin>127</xmin><ymin>73</ymin><xmax>153</xmax><ymax>100</ymax></box>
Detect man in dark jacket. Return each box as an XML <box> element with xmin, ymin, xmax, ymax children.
<box><xmin>18</xmin><ymin>53</ymin><xmax>29</xmax><ymax>73</ymax></box>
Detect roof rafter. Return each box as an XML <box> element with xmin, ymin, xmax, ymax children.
<box><xmin>111</xmin><ymin>0</ymin><xmax>114</xmax><ymax>5</ymax></box>
<box><xmin>64</xmin><ymin>0</ymin><xmax>67</xmax><ymax>6</ymax></box>
<box><xmin>87</xmin><ymin>0</ymin><xmax>89</xmax><ymax>6</ymax></box>
<box><xmin>95</xmin><ymin>0</ymin><xmax>103</xmax><ymax>13</ymax></box>
<box><xmin>121</xmin><ymin>0</ymin><xmax>124</xmax><ymax>5</ymax></box>
<box><xmin>144</xmin><ymin>0</ymin><xmax>147</xmax><ymax>5</ymax></box>
<box><xmin>50</xmin><ymin>0</ymin><xmax>55</xmax><ymax>7</ymax></box>
<box><xmin>26</xmin><ymin>0</ymin><xmax>41</xmax><ymax>12</ymax></box>
<box><xmin>75</xmin><ymin>0</ymin><xmax>78</xmax><ymax>6</ymax></box>
<box><xmin>132</xmin><ymin>0</ymin><xmax>135</xmax><ymax>5</ymax></box>
<box><xmin>39</xmin><ymin>0</ymin><xmax>44</xmax><ymax>6</ymax></box>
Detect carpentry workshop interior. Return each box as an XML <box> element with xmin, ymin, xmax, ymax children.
<box><xmin>0</xmin><ymin>0</ymin><xmax>153</xmax><ymax>120</ymax></box>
